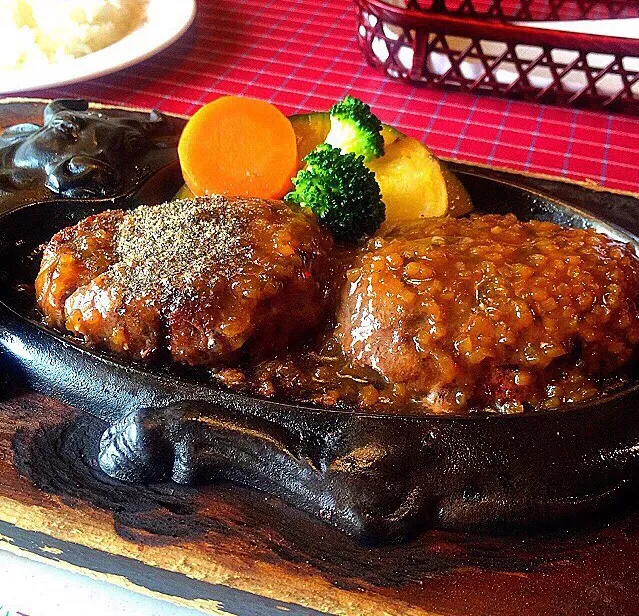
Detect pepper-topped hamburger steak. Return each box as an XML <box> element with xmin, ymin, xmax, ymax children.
<box><xmin>36</xmin><ymin>197</ymin><xmax>639</xmax><ymax>414</ymax></box>
<box><xmin>36</xmin><ymin>196</ymin><xmax>333</xmax><ymax>365</ymax></box>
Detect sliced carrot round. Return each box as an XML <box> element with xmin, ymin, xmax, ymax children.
<box><xmin>178</xmin><ymin>96</ymin><xmax>299</xmax><ymax>199</ymax></box>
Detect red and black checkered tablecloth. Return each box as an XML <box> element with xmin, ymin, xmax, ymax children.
<box><xmin>22</xmin><ymin>0</ymin><xmax>639</xmax><ymax>193</ymax></box>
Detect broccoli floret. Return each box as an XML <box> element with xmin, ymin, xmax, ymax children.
<box><xmin>285</xmin><ymin>144</ymin><xmax>385</xmax><ymax>243</ymax></box>
<box><xmin>324</xmin><ymin>96</ymin><xmax>384</xmax><ymax>163</ymax></box>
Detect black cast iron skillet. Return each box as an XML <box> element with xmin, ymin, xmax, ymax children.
<box><xmin>0</xmin><ymin>169</ymin><xmax>638</xmax><ymax>546</ymax></box>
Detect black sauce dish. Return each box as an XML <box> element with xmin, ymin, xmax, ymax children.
<box><xmin>0</xmin><ymin>99</ymin><xmax>182</xmax><ymax>213</ymax></box>
<box><xmin>1</xmin><ymin>163</ymin><xmax>638</xmax><ymax>546</ymax></box>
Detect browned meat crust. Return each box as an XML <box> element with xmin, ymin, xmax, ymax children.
<box><xmin>335</xmin><ymin>214</ymin><xmax>639</xmax><ymax>413</ymax></box>
<box><xmin>36</xmin><ymin>209</ymin><xmax>124</xmax><ymax>329</ymax></box>
<box><xmin>36</xmin><ymin>196</ymin><xmax>333</xmax><ymax>365</ymax></box>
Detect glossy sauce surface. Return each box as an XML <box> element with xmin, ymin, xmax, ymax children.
<box><xmin>36</xmin><ymin>197</ymin><xmax>333</xmax><ymax>365</ymax></box>
<box><xmin>217</xmin><ymin>214</ymin><xmax>639</xmax><ymax>414</ymax></box>
<box><xmin>36</xmin><ymin>205</ymin><xmax>639</xmax><ymax>415</ymax></box>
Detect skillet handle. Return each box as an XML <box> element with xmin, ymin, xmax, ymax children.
<box><xmin>97</xmin><ymin>401</ymin><xmax>433</xmax><ymax>544</ymax></box>
<box><xmin>98</xmin><ymin>402</ymin><xmax>317</xmax><ymax>486</ymax></box>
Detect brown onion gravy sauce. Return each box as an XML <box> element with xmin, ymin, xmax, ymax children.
<box><xmin>213</xmin><ymin>222</ymin><xmax>639</xmax><ymax>416</ymax></box>
<box><xmin>209</xmin><ymin>334</ymin><xmax>637</xmax><ymax>415</ymax></box>
<box><xmin>211</xmin><ymin>213</ymin><xmax>639</xmax><ymax>415</ymax></box>
<box><xmin>33</xmin><ymin>211</ymin><xmax>639</xmax><ymax>416</ymax></box>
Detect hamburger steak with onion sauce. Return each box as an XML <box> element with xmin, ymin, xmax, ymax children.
<box><xmin>36</xmin><ymin>198</ymin><xmax>639</xmax><ymax>414</ymax></box>
<box><xmin>336</xmin><ymin>214</ymin><xmax>639</xmax><ymax>413</ymax></box>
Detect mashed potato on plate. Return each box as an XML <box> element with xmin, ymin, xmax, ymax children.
<box><xmin>1</xmin><ymin>0</ymin><xmax>148</xmax><ymax>72</ymax></box>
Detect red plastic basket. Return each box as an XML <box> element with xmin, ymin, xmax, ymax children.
<box><xmin>355</xmin><ymin>0</ymin><xmax>639</xmax><ymax>113</ymax></box>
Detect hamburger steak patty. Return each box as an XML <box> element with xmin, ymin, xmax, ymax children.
<box><xmin>335</xmin><ymin>214</ymin><xmax>639</xmax><ymax>413</ymax></box>
<box><xmin>36</xmin><ymin>196</ymin><xmax>333</xmax><ymax>365</ymax></box>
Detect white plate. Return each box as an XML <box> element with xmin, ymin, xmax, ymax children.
<box><xmin>0</xmin><ymin>0</ymin><xmax>197</xmax><ymax>95</ymax></box>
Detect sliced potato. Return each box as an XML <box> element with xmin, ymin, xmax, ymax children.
<box><xmin>368</xmin><ymin>135</ymin><xmax>448</xmax><ymax>223</ymax></box>
<box><xmin>289</xmin><ymin>113</ymin><xmax>402</xmax><ymax>161</ymax></box>
<box><xmin>380</xmin><ymin>124</ymin><xmax>403</xmax><ymax>148</ymax></box>
<box><xmin>441</xmin><ymin>164</ymin><xmax>473</xmax><ymax>218</ymax></box>
<box><xmin>289</xmin><ymin>112</ymin><xmax>471</xmax><ymax>223</ymax></box>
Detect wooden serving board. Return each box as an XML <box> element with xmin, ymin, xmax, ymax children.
<box><xmin>1</xmin><ymin>99</ymin><xmax>639</xmax><ymax>616</ymax></box>
<box><xmin>2</xmin><ymin>384</ymin><xmax>639</xmax><ymax>616</ymax></box>
<box><xmin>2</xmin><ymin>385</ymin><xmax>639</xmax><ymax>616</ymax></box>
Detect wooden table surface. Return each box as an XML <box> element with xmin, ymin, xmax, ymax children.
<box><xmin>0</xmin><ymin>371</ymin><xmax>638</xmax><ymax>616</ymax></box>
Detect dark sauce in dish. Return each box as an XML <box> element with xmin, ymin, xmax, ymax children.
<box><xmin>33</xmin><ymin>199</ymin><xmax>639</xmax><ymax>415</ymax></box>
<box><xmin>217</xmin><ymin>212</ymin><xmax>639</xmax><ymax>415</ymax></box>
